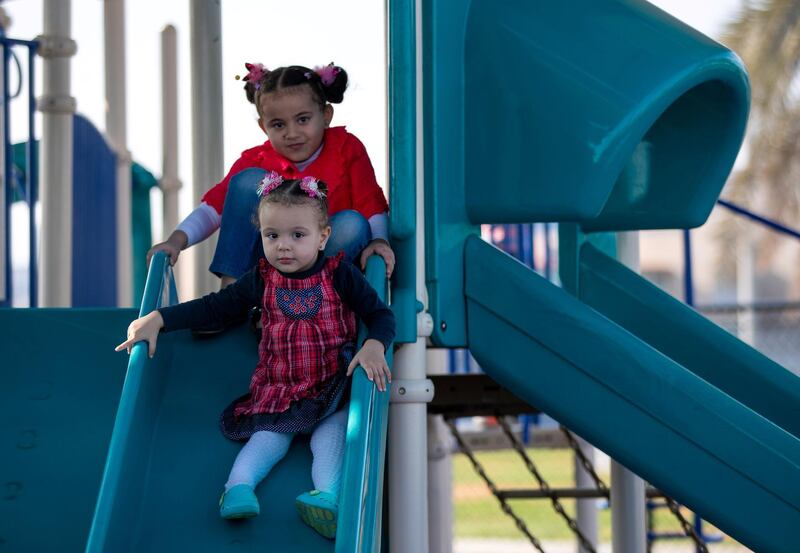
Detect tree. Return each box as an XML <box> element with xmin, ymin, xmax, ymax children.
<box><xmin>716</xmin><ymin>0</ymin><xmax>800</xmax><ymax>274</ymax></box>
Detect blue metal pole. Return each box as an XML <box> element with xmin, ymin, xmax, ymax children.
<box><xmin>683</xmin><ymin>229</ymin><xmax>694</xmax><ymax>307</ymax></box>
<box><xmin>3</xmin><ymin>39</ymin><xmax>12</xmax><ymax>306</ymax></box>
<box><xmin>521</xmin><ymin>222</ymin><xmax>533</xmax><ymax>267</ymax></box>
<box><xmin>717</xmin><ymin>198</ymin><xmax>800</xmax><ymax>240</ymax></box>
<box><xmin>27</xmin><ymin>45</ymin><xmax>38</xmax><ymax>307</ymax></box>
<box><xmin>544</xmin><ymin>223</ymin><xmax>553</xmax><ymax>281</ymax></box>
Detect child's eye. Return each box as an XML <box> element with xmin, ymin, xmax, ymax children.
<box><xmin>293</xmin><ymin>232</ymin><xmax>305</xmax><ymax>239</ymax></box>
<box><xmin>271</xmin><ymin>122</ymin><xmax>284</xmax><ymax>129</ymax></box>
<box><xmin>265</xmin><ymin>233</ymin><xmax>278</xmax><ymax>240</ymax></box>
<box><xmin>297</xmin><ymin>116</ymin><xmax>310</xmax><ymax>124</ymax></box>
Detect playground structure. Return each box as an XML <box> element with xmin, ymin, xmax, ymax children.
<box><xmin>2</xmin><ymin>1</ymin><xmax>800</xmax><ymax>553</ymax></box>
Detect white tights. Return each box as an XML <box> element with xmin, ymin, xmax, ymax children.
<box><xmin>224</xmin><ymin>408</ymin><xmax>348</xmax><ymax>497</ymax></box>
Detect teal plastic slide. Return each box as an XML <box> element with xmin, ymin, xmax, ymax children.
<box><xmin>464</xmin><ymin>236</ymin><xmax>800</xmax><ymax>553</ymax></box>
<box><xmin>1</xmin><ymin>308</ymin><xmax>133</xmax><ymax>552</ymax></box>
<box><xmin>1</xmin><ymin>253</ymin><xmax>391</xmax><ymax>552</ymax></box>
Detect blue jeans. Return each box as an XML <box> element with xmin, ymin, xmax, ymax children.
<box><xmin>210</xmin><ymin>168</ymin><xmax>371</xmax><ymax>278</ymax></box>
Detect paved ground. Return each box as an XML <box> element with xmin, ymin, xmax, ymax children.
<box><xmin>454</xmin><ymin>539</ymin><xmax>752</xmax><ymax>552</ymax></box>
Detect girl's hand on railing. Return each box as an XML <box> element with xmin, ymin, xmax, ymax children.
<box><xmin>146</xmin><ymin>230</ymin><xmax>188</xmax><ymax>266</ymax></box>
<box><xmin>359</xmin><ymin>239</ymin><xmax>395</xmax><ymax>279</ymax></box>
<box><xmin>115</xmin><ymin>311</ymin><xmax>165</xmax><ymax>358</ymax></box>
<box><xmin>347</xmin><ymin>338</ymin><xmax>392</xmax><ymax>392</ymax></box>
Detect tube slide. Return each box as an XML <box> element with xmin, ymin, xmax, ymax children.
<box><xmin>463</xmin><ymin>235</ymin><xmax>800</xmax><ymax>553</ymax></box>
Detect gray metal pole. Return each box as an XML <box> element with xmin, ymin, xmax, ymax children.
<box><xmin>38</xmin><ymin>0</ymin><xmax>76</xmax><ymax>307</ymax></box>
<box><xmin>427</xmin><ymin>348</ymin><xmax>453</xmax><ymax>553</ymax></box>
<box><xmin>390</xmin><ymin>337</ymin><xmax>433</xmax><ymax>553</ymax></box>
<box><xmin>188</xmin><ymin>0</ymin><xmax>223</xmax><ymax>298</ymax></box>
<box><xmin>611</xmin><ymin>231</ymin><xmax>647</xmax><ymax>553</ymax></box>
<box><xmin>104</xmin><ymin>0</ymin><xmax>132</xmax><ymax>306</ymax></box>
<box><xmin>0</xmin><ymin>15</ymin><xmax>6</xmax><ymax>305</ymax></box>
<box><xmin>575</xmin><ymin>435</ymin><xmax>599</xmax><ymax>553</ymax></box>
<box><xmin>159</xmin><ymin>26</ymin><xmax>181</xmax><ymax>244</ymax></box>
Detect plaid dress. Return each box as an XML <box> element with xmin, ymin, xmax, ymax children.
<box><xmin>221</xmin><ymin>253</ymin><xmax>357</xmax><ymax>440</ymax></box>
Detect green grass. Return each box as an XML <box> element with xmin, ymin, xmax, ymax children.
<box><xmin>452</xmin><ymin>448</ymin><xmax>729</xmax><ymax>543</ymax></box>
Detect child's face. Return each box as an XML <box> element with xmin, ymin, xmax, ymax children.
<box><xmin>258</xmin><ymin>86</ymin><xmax>333</xmax><ymax>163</ymax></box>
<box><xmin>258</xmin><ymin>202</ymin><xmax>331</xmax><ymax>273</ymax></box>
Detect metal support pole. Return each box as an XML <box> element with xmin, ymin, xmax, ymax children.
<box><xmin>683</xmin><ymin>229</ymin><xmax>694</xmax><ymax>306</ymax></box>
<box><xmin>38</xmin><ymin>0</ymin><xmax>76</xmax><ymax>307</ymax></box>
<box><xmin>104</xmin><ymin>0</ymin><xmax>132</xmax><ymax>306</ymax></box>
<box><xmin>736</xmin><ymin>227</ymin><xmax>756</xmax><ymax>345</ymax></box>
<box><xmin>27</xmin><ymin>46</ymin><xmax>39</xmax><ymax>307</ymax></box>
<box><xmin>188</xmin><ymin>0</ymin><xmax>223</xmax><ymax>298</ymax></box>
<box><xmin>1</xmin><ymin>33</ymin><xmax>8</xmax><ymax>306</ymax></box>
<box><xmin>427</xmin><ymin>348</ymin><xmax>453</xmax><ymax>553</ymax></box>
<box><xmin>575</xmin><ymin>435</ymin><xmax>599</xmax><ymax>553</ymax></box>
<box><xmin>160</xmin><ymin>25</ymin><xmax>181</xmax><ymax>284</ymax></box>
<box><xmin>611</xmin><ymin>231</ymin><xmax>647</xmax><ymax>553</ymax></box>
<box><xmin>390</xmin><ymin>335</ymin><xmax>433</xmax><ymax>553</ymax></box>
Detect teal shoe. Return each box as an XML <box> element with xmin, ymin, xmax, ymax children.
<box><xmin>219</xmin><ymin>484</ymin><xmax>260</xmax><ymax>519</ymax></box>
<box><xmin>295</xmin><ymin>490</ymin><xmax>338</xmax><ymax>539</ymax></box>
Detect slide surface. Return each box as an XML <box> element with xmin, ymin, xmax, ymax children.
<box><xmin>464</xmin><ymin>236</ymin><xmax>800</xmax><ymax>553</ymax></box>
<box><xmin>90</xmin><ymin>325</ymin><xmax>342</xmax><ymax>552</ymax></box>
<box><xmin>0</xmin><ymin>308</ymin><xmax>133</xmax><ymax>553</ymax></box>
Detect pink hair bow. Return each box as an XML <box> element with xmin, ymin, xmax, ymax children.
<box><xmin>299</xmin><ymin>176</ymin><xmax>325</xmax><ymax>198</ymax></box>
<box><xmin>256</xmin><ymin>171</ymin><xmax>284</xmax><ymax>197</ymax></box>
<box><xmin>312</xmin><ymin>62</ymin><xmax>340</xmax><ymax>86</ymax></box>
<box><xmin>237</xmin><ymin>62</ymin><xmax>269</xmax><ymax>89</ymax></box>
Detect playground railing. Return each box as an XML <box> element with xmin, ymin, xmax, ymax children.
<box><xmin>683</xmin><ymin>198</ymin><xmax>800</xmax><ymax>308</ymax></box>
<box><xmin>337</xmin><ymin>254</ymin><xmax>393</xmax><ymax>553</ymax></box>
<box><xmin>85</xmin><ymin>251</ymin><xmax>177</xmax><ymax>551</ymax></box>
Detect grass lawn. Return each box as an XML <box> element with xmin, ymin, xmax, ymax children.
<box><xmin>452</xmin><ymin>447</ymin><xmax>740</xmax><ymax>547</ymax></box>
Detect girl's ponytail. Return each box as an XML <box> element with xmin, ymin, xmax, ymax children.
<box><xmin>317</xmin><ymin>64</ymin><xmax>348</xmax><ymax>104</ymax></box>
<box><xmin>237</xmin><ymin>62</ymin><xmax>269</xmax><ymax>105</ymax></box>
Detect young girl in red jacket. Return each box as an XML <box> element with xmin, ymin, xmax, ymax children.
<box><xmin>149</xmin><ymin>62</ymin><xmax>394</xmax><ymax>285</ymax></box>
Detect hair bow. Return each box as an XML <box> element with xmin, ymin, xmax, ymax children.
<box><xmin>299</xmin><ymin>176</ymin><xmax>325</xmax><ymax>198</ymax></box>
<box><xmin>236</xmin><ymin>62</ymin><xmax>269</xmax><ymax>89</ymax></box>
<box><xmin>256</xmin><ymin>171</ymin><xmax>284</xmax><ymax>197</ymax></box>
<box><xmin>311</xmin><ymin>62</ymin><xmax>340</xmax><ymax>86</ymax></box>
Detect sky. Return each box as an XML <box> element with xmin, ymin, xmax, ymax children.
<box><xmin>4</xmin><ymin>0</ymin><xmax>744</xmax><ymax>303</ymax></box>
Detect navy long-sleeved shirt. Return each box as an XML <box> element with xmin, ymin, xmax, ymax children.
<box><xmin>159</xmin><ymin>254</ymin><xmax>395</xmax><ymax>351</ymax></box>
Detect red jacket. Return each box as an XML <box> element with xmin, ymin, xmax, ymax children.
<box><xmin>202</xmin><ymin>126</ymin><xmax>388</xmax><ymax>219</ymax></box>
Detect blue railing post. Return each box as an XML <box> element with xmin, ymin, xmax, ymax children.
<box><xmin>0</xmin><ymin>36</ymin><xmax>40</xmax><ymax>307</ymax></box>
<box><xmin>683</xmin><ymin>229</ymin><xmax>694</xmax><ymax>307</ymax></box>
<box><xmin>2</xmin><ymin>32</ymin><xmax>11</xmax><ymax>306</ymax></box>
<box><xmin>27</xmin><ymin>44</ymin><xmax>38</xmax><ymax>307</ymax></box>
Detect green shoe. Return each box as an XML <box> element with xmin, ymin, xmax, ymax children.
<box><xmin>295</xmin><ymin>490</ymin><xmax>338</xmax><ymax>539</ymax></box>
<box><xmin>219</xmin><ymin>484</ymin><xmax>260</xmax><ymax>519</ymax></box>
